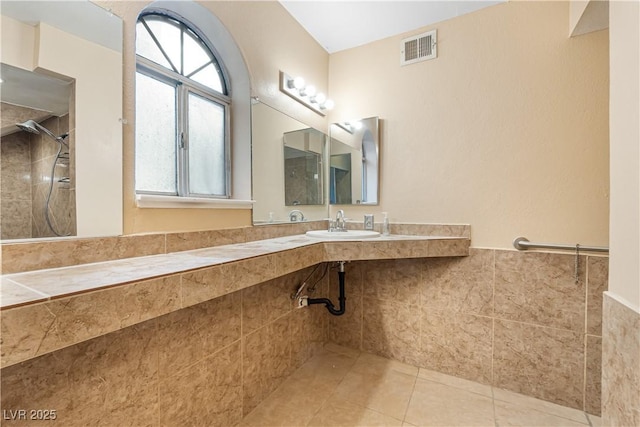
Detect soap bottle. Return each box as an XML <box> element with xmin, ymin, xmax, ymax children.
<box><xmin>382</xmin><ymin>212</ymin><xmax>390</xmax><ymax>236</ymax></box>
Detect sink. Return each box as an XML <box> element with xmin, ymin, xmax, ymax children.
<box><xmin>306</xmin><ymin>230</ymin><xmax>381</xmax><ymax>239</ymax></box>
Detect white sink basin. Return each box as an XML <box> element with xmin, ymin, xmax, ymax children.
<box><xmin>306</xmin><ymin>230</ymin><xmax>381</xmax><ymax>239</ymax></box>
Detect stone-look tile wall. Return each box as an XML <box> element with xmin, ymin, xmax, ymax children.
<box><xmin>327</xmin><ymin>249</ymin><xmax>608</xmax><ymax>415</ymax></box>
<box><xmin>0</xmin><ymin>266</ymin><xmax>327</xmax><ymax>426</ymax></box>
<box><xmin>1</xmin><ymin>131</ymin><xmax>32</xmax><ymax>239</ymax></box>
<box><xmin>602</xmin><ymin>293</ymin><xmax>640</xmax><ymax>426</ymax></box>
<box><xmin>1</xmin><ymin>221</ymin><xmax>329</xmax><ymax>274</ymax></box>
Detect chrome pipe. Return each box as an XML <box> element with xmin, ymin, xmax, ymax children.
<box><xmin>513</xmin><ymin>237</ymin><xmax>609</xmax><ymax>253</ymax></box>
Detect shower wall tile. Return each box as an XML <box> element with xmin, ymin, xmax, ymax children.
<box><xmin>1</xmin><ymin>199</ymin><xmax>31</xmax><ymax>240</ymax></box>
<box><xmin>422</xmin><ymin>249</ymin><xmax>494</xmax><ymax>316</ymax></box>
<box><xmin>494</xmin><ymin>251</ymin><xmax>586</xmax><ymax>332</ymax></box>
<box><xmin>601</xmin><ymin>293</ymin><xmax>640</xmax><ymax>427</ymax></box>
<box><xmin>587</xmin><ymin>256</ymin><xmax>608</xmax><ymax>336</ymax></box>
<box><xmin>1</xmin><ymin>161</ymin><xmax>31</xmax><ymax>201</ymax></box>
<box><xmin>493</xmin><ymin>319</ymin><xmax>585</xmax><ymax>410</ymax></box>
<box><xmin>159</xmin><ymin>342</ymin><xmax>243</xmax><ymax>427</ymax></box>
<box><xmin>419</xmin><ymin>312</ymin><xmax>493</xmax><ymax>385</ymax></box>
<box><xmin>242</xmin><ymin>314</ymin><xmax>292</xmax><ymax>415</ymax></box>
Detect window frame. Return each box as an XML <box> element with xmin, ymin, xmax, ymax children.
<box><xmin>135</xmin><ymin>12</ymin><xmax>232</xmax><ymax>200</ymax></box>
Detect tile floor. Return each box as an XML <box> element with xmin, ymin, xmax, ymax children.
<box><xmin>241</xmin><ymin>343</ymin><xmax>602</xmax><ymax>427</ymax></box>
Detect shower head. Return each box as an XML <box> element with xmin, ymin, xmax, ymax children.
<box><xmin>16</xmin><ymin>119</ymin><xmax>67</xmax><ymax>144</ymax></box>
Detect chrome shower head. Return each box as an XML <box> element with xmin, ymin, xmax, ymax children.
<box><xmin>15</xmin><ymin>119</ymin><xmax>40</xmax><ymax>134</ymax></box>
<box><xmin>16</xmin><ymin>119</ymin><xmax>67</xmax><ymax>144</ymax></box>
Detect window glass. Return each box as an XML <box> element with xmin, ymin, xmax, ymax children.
<box><xmin>135</xmin><ymin>72</ymin><xmax>177</xmax><ymax>194</ymax></box>
<box><xmin>188</xmin><ymin>92</ymin><xmax>226</xmax><ymax>195</ymax></box>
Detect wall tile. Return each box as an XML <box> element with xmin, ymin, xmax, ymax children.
<box><xmin>587</xmin><ymin>256</ymin><xmax>608</xmax><ymax>336</ymax></box>
<box><xmin>362</xmin><ymin>259</ymin><xmax>422</xmax><ymax>307</ymax></box>
<box><xmin>493</xmin><ymin>319</ymin><xmax>585</xmax><ymax>410</ymax></box>
<box><xmin>181</xmin><ymin>265</ymin><xmax>226</xmax><ymax>307</ymax></box>
<box><xmin>422</xmin><ymin>248</ymin><xmax>494</xmax><ymax>316</ymax></box>
<box><xmin>159</xmin><ymin>342</ymin><xmax>243</xmax><ymax>427</ymax></box>
<box><xmin>1</xmin><ymin>333</ymin><xmax>108</xmax><ymax>426</ymax></box>
<box><xmin>495</xmin><ymin>251</ymin><xmax>586</xmax><ymax>332</ymax></box>
<box><xmin>290</xmin><ymin>304</ymin><xmax>325</xmax><ymax>369</ymax></box>
<box><xmin>156</xmin><ymin>292</ymin><xmax>241</xmax><ymax>377</ymax></box>
<box><xmin>601</xmin><ymin>294</ymin><xmax>640</xmax><ymax>426</ymax></box>
<box><xmin>242</xmin><ymin>274</ymin><xmax>293</xmax><ymax>336</ymax></box>
<box><xmin>327</xmin><ymin>262</ymin><xmax>363</xmax><ymax>349</ymax></box>
<box><xmin>362</xmin><ymin>298</ymin><xmax>421</xmax><ymax>366</ymax></box>
<box><xmin>242</xmin><ymin>314</ymin><xmax>292</xmax><ymax>415</ymax></box>
<box><xmin>419</xmin><ymin>312</ymin><xmax>493</xmax><ymax>385</ymax></box>
<box><xmin>275</xmin><ymin>244</ymin><xmax>324</xmax><ymax>276</ymax></box>
<box><xmin>585</xmin><ymin>335</ymin><xmax>602</xmax><ymax>416</ymax></box>
<box><xmin>1</xmin><ymin>199</ymin><xmax>31</xmax><ymax>239</ymax></box>
<box><xmin>165</xmin><ymin>227</ymin><xmax>246</xmax><ymax>252</ymax></box>
<box><xmin>222</xmin><ymin>254</ymin><xmax>277</xmax><ymax>293</ymax></box>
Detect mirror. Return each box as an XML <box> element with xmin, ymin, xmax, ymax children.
<box><xmin>329</xmin><ymin>117</ymin><xmax>380</xmax><ymax>205</ymax></box>
<box><xmin>252</xmin><ymin>101</ymin><xmax>328</xmax><ymax>224</ymax></box>
<box><xmin>1</xmin><ymin>1</ymin><xmax>123</xmax><ymax>241</ymax></box>
<box><xmin>283</xmin><ymin>129</ymin><xmax>324</xmax><ymax>207</ymax></box>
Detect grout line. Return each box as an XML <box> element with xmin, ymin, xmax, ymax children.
<box><xmin>402</xmin><ymin>370</ymin><xmax>419</xmax><ymax>424</ymax></box>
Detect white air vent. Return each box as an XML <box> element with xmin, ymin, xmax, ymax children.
<box><xmin>401</xmin><ymin>30</ymin><xmax>437</xmax><ymax>66</ymax></box>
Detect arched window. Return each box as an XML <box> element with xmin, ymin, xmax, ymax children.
<box><xmin>135</xmin><ymin>12</ymin><xmax>230</xmax><ymax>198</ymax></box>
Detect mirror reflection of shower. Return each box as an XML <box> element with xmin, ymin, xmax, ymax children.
<box><xmin>16</xmin><ymin>120</ymin><xmax>71</xmax><ymax>237</ymax></box>
<box><xmin>1</xmin><ymin>63</ymin><xmax>76</xmax><ymax>240</ymax></box>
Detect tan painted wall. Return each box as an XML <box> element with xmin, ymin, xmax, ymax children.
<box><xmin>609</xmin><ymin>0</ymin><xmax>640</xmax><ymax>312</ymax></box>
<box><xmin>97</xmin><ymin>1</ymin><xmax>329</xmax><ymax>234</ymax></box>
<box><xmin>328</xmin><ymin>1</ymin><xmax>609</xmax><ymax>250</ymax></box>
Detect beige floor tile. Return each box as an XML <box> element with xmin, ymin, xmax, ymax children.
<box><xmin>417</xmin><ymin>368</ymin><xmax>492</xmax><ymax>397</ymax></box>
<box><xmin>308</xmin><ymin>395</ymin><xmax>403</xmax><ymax>427</ymax></box>
<box><xmin>492</xmin><ymin>388</ymin><xmax>589</xmax><ymax>424</ymax></box>
<box><xmin>352</xmin><ymin>352</ymin><xmax>419</xmax><ymax>377</ymax></box>
<box><xmin>494</xmin><ymin>400</ymin><xmax>590</xmax><ymax>426</ymax></box>
<box><xmin>402</xmin><ymin>423</ymin><xmax>418</xmax><ymax>427</ymax></box>
<box><xmin>587</xmin><ymin>414</ymin><xmax>602</xmax><ymax>427</ymax></box>
<box><xmin>404</xmin><ymin>378</ymin><xmax>494</xmax><ymax>427</ymax></box>
<box><xmin>325</xmin><ymin>342</ymin><xmax>361</xmax><ymax>358</ymax></box>
<box><xmin>332</xmin><ymin>369</ymin><xmax>416</xmax><ymax>420</ymax></box>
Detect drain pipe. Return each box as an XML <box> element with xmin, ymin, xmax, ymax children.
<box><xmin>307</xmin><ymin>261</ymin><xmax>346</xmax><ymax>316</ymax></box>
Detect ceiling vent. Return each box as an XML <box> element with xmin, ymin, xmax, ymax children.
<box><xmin>401</xmin><ymin>30</ymin><xmax>437</xmax><ymax>66</ymax></box>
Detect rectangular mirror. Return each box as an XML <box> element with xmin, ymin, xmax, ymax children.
<box><xmin>283</xmin><ymin>131</ymin><xmax>324</xmax><ymax>206</ymax></box>
<box><xmin>1</xmin><ymin>1</ymin><xmax>123</xmax><ymax>241</ymax></box>
<box><xmin>329</xmin><ymin>117</ymin><xmax>380</xmax><ymax>205</ymax></box>
<box><xmin>252</xmin><ymin>101</ymin><xmax>328</xmax><ymax>224</ymax></box>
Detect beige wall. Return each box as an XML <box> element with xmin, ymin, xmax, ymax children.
<box><xmin>98</xmin><ymin>0</ymin><xmax>329</xmax><ymax>235</ymax></box>
<box><xmin>328</xmin><ymin>1</ymin><xmax>609</xmax><ymax>250</ymax></box>
<box><xmin>609</xmin><ymin>0</ymin><xmax>640</xmax><ymax>312</ymax></box>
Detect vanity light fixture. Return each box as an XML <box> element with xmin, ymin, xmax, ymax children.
<box><xmin>280</xmin><ymin>71</ymin><xmax>334</xmax><ymax>116</ymax></box>
<box><xmin>336</xmin><ymin>121</ymin><xmax>362</xmax><ymax>134</ymax></box>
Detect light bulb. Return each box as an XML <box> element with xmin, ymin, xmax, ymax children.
<box><xmin>353</xmin><ymin>121</ymin><xmax>363</xmax><ymax>130</ymax></box>
<box><xmin>314</xmin><ymin>93</ymin><xmax>326</xmax><ymax>104</ymax></box>
<box><xmin>322</xmin><ymin>99</ymin><xmax>335</xmax><ymax>110</ymax></box>
<box><xmin>302</xmin><ymin>85</ymin><xmax>316</xmax><ymax>97</ymax></box>
<box><xmin>293</xmin><ymin>76</ymin><xmax>305</xmax><ymax>90</ymax></box>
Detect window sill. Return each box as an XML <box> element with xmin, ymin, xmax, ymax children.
<box><xmin>136</xmin><ymin>194</ymin><xmax>255</xmax><ymax>210</ymax></box>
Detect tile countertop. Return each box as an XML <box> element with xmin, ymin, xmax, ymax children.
<box><xmin>0</xmin><ymin>234</ymin><xmax>469</xmax><ymax>368</ymax></box>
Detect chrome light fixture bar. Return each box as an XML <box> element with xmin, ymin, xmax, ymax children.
<box><xmin>279</xmin><ymin>71</ymin><xmax>334</xmax><ymax>116</ymax></box>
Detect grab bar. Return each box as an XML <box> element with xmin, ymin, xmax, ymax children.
<box><xmin>513</xmin><ymin>237</ymin><xmax>609</xmax><ymax>253</ymax></box>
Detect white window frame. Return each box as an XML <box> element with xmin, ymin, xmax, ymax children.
<box><xmin>135</xmin><ymin>11</ymin><xmax>241</xmax><ymax>206</ymax></box>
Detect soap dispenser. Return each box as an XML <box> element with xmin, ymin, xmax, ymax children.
<box><xmin>382</xmin><ymin>212</ymin><xmax>390</xmax><ymax>236</ymax></box>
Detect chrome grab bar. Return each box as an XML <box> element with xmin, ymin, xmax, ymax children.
<box><xmin>513</xmin><ymin>237</ymin><xmax>609</xmax><ymax>253</ymax></box>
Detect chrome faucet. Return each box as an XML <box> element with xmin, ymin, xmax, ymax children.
<box><xmin>333</xmin><ymin>209</ymin><xmax>347</xmax><ymax>232</ymax></box>
<box><xmin>289</xmin><ymin>209</ymin><xmax>304</xmax><ymax>222</ymax></box>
